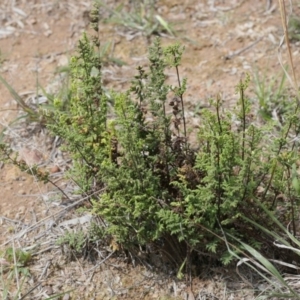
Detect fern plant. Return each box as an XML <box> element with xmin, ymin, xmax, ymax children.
<box><xmin>2</xmin><ymin>2</ymin><xmax>300</xmax><ymax>275</ymax></box>
<box><xmin>92</xmin><ymin>39</ymin><xmax>190</xmax><ymax>250</ymax></box>
<box><xmin>35</xmin><ymin>26</ymin><xmax>300</xmax><ymax>269</ymax></box>
<box><xmin>48</xmin><ymin>31</ymin><xmax>109</xmax><ymax>194</ymax></box>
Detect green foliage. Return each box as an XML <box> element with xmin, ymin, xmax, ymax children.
<box><xmin>91</xmin><ymin>39</ymin><xmax>189</xmax><ymax>249</ymax></box>
<box><xmin>57</xmin><ymin>230</ymin><xmax>86</xmax><ymax>257</ymax></box>
<box><xmin>253</xmin><ymin>68</ymin><xmax>289</xmax><ymax>121</ymax></box>
<box><xmin>1</xmin><ymin>247</ymin><xmax>31</xmax><ymax>271</ymax></box>
<box><xmin>0</xmin><ymin>245</ymin><xmax>73</xmax><ymax>300</ymax></box>
<box><xmin>97</xmin><ymin>0</ymin><xmax>175</xmax><ymax>37</ymax></box>
<box><xmin>288</xmin><ymin>15</ymin><xmax>300</xmax><ymax>42</ymax></box>
<box><xmin>48</xmin><ymin>31</ymin><xmax>109</xmax><ymax>193</ymax></box>
<box><xmin>45</xmin><ymin>25</ymin><xmax>300</xmax><ymax>271</ymax></box>
<box><xmin>0</xmin><ymin>74</ymin><xmax>42</xmax><ymax>124</ymax></box>
<box><xmin>0</xmin><ymin>247</ymin><xmax>31</xmax><ymax>300</ymax></box>
<box><xmin>56</xmin><ymin>225</ymin><xmax>109</xmax><ymax>261</ymax></box>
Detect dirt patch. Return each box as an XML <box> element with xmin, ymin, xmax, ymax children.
<box><xmin>0</xmin><ymin>0</ymin><xmax>297</xmax><ymax>299</ymax></box>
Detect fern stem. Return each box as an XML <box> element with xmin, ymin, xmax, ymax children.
<box><xmin>240</xmin><ymin>80</ymin><xmax>246</xmax><ymax>161</ymax></box>
<box><xmin>175</xmin><ymin>65</ymin><xmax>187</xmax><ymax>148</ymax></box>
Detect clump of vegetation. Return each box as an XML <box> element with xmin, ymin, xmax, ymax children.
<box><xmin>288</xmin><ymin>15</ymin><xmax>300</xmax><ymax>42</ymax></box>
<box><xmin>2</xmin><ymin>3</ymin><xmax>300</xmax><ymax>295</ymax></box>
<box><xmin>1</xmin><ymin>247</ymin><xmax>31</xmax><ymax>270</ymax></box>
<box><xmin>253</xmin><ymin>68</ymin><xmax>291</xmax><ymax>122</ymax></box>
<box><xmin>0</xmin><ymin>247</ymin><xmax>31</xmax><ymax>299</ymax></box>
<box><xmin>98</xmin><ymin>0</ymin><xmax>175</xmax><ymax>38</ymax></box>
<box><xmin>57</xmin><ymin>230</ymin><xmax>87</xmax><ymax>260</ymax></box>
<box><xmin>37</xmin><ymin>4</ymin><xmax>300</xmax><ymax>275</ymax></box>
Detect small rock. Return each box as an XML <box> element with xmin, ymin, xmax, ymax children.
<box><xmin>62</xmin><ymin>294</ymin><xmax>70</xmax><ymax>300</ymax></box>
<box><xmin>44</xmin><ymin>285</ymin><xmax>53</xmax><ymax>295</ymax></box>
<box><xmin>44</xmin><ymin>29</ymin><xmax>52</xmax><ymax>37</ymax></box>
<box><xmin>50</xmin><ymin>165</ymin><xmax>60</xmax><ymax>173</ymax></box>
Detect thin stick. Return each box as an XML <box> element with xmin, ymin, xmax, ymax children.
<box><xmin>278</xmin><ymin>0</ymin><xmax>298</xmax><ymax>90</ymax></box>
<box><xmin>224</xmin><ymin>37</ymin><xmax>263</xmax><ymax>60</ymax></box>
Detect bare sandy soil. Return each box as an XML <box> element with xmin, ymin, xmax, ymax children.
<box><xmin>0</xmin><ymin>0</ymin><xmax>299</xmax><ymax>299</ymax></box>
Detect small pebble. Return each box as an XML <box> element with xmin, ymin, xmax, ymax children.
<box><xmin>44</xmin><ymin>285</ymin><xmax>53</xmax><ymax>295</ymax></box>
<box><xmin>50</xmin><ymin>165</ymin><xmax>60</xmax><ymax>173</ymax></box>
<box><xmin>63</xmin><ymin>294</ymin><xmax>70</xmax><ymax>300</ymax></box>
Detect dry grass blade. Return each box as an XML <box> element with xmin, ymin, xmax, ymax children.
<box><xmin>155</xmin><ymin>15</ymin><xmax>175</xmax><ymax>37</ymax></box>
<box><xmin>18</xmin><ymin>282</ymin><xmax>41</xmax><ymax>300</ymax></box>
<box><xmin>0</xmin><ymin>74</ymin><xmax>38</xmax><ymax>119</ymax></box>
<box><xmin>216</xmin><ymin>216</ymin><xmax>300</xmax><ymax>298</ymax></box>
<box><xmin>231</xmin><ymin>239</ymin><xmax>299</xmax><ymax>299</ymax></box>
<box><xmin>240</xmin><ymin>204</ymin><xmax>300</xmax><ymax>298</ymax></box>
<box><xmin>278</xmin><ymin>0</ymin><xmax>298</xmax><ymax>92</ymax></box>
